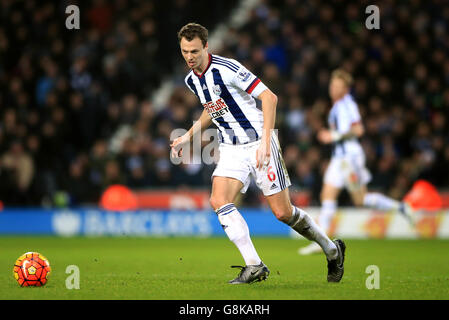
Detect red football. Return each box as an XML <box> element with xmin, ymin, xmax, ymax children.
<box><xmin>13</xmin><ymin>252</ymin><xmax>51</xmax><ymax>287</ymax></box>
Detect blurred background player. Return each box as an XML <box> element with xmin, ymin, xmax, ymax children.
<box><xmin>299</xmin><ymin>69</ymin><xmax>415</xmax><ymax>255</ymax></box>
<box><xmin>171</xmin><ymin>23</ymin><xmax>345</xmax><ymax>283</ymax></box>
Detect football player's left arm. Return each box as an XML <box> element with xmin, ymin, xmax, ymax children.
<box><xmin>256</xmin><ymin>88</ymin><xmax>278</xmax><ymax>169</ymax></box>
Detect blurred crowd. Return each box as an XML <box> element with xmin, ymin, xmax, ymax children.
<box><xmin>0</xmin><ymin>0</ymin><xmax>448</xmax><ymax>207</ymax></box>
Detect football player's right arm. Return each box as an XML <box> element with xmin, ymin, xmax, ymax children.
<box><xmin>170</xmin><ymin>109</ymin><xmax>212</xmax><ymax>158</ymax></box>
<box><xmin>318</xmin><ymin>120</ymin><xmax>364</xmax><ymax>144</ymax></box>
<box><xmin>318</xmin><ymin>100</ymin><xmax>364</xmax><ymax>144</ymax></box>
<box><xmin>185</xmin><ymin>108</ymin><xmax>212</xmax><ymax>142</ymax></box>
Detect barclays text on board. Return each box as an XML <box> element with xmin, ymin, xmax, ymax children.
<box><xmin>0</xmin><ymin>208</ymin><xmax>448</xmax><ymax>238</ymax></box>
<box><xmin>0</xmin><ymin>209</ymin><xmax>288</xmax><ymax>237</ymax></box>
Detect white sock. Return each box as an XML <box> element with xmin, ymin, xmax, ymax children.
<box><xmin>287</xmin><ymin>206</ymin><xmax>338</xmax><ymax>260</ymax></box>
<box><xmin>216</xmin><ymin>203</ymin><xmax>261</xmax><ymax>266</ymax></box>
<box><xmin>318</xmin><ymin>200</ymin><xmax>337</xmax><ymax>234</ymax></box>
<box><xmin>363</xmin><ymin>192</ymin><xmax>400</xmax><ymax>211</ymax></box>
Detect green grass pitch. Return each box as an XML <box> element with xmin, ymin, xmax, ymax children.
<box><xmin>1</xmin><ymin>236</ymin><xmax>448</xmax><ymax>300</ymax></box>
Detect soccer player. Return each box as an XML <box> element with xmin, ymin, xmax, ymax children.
<box><xmin>171</xmin><ymin>23</ymin><xmax>345</xmax><ymax>284</ymax></box>
<box><xmin>299</xmin><ymin>69</ymin><xmax>414</xmax><ymax>255</ymax></box>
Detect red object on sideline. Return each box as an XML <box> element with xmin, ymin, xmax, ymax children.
<box><xmin>403</xmin><ymin>180</ymin><xmax>443</xmax><ymax>211</ymax></box>
<box><xmin>100</xmin><ymin>185</ymin><xmax>138</xmax><ymax>211</ymax></box>
<box><xmin>134</xmin><ymin>190</ymin><xmax>210</xmax><ymax>209</ymax></box>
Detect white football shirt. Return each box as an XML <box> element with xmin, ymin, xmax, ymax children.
<box><xmin>328</xmin><ymin>93</ymin><xmax>364</xmax><ymax>157</ymax></box>
<box><xmin>184</xmin><ymin>54</ymin><xmax>268</xmax><ymax>145</ymax></box>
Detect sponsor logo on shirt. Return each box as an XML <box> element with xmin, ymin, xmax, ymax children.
<box><xmin>203</xmin><ymin>98</ymin><xmax>230</xmax><ymax>119</ymax></box>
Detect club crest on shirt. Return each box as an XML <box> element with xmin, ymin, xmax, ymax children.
<box><xmin>212</xmin><ymin>84</ymin><xmax>222</xmax><ymax>96</ymax></box>
<box><xmin>237</xmin><ymin>69</ymin><xmax>251</xmax><ymax>82</ymax></box>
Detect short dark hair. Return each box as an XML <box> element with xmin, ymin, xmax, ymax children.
<box><xmin>177</xmin><ymin>23</ymin><xmax>208</xmax><ymax>47</ymax></box>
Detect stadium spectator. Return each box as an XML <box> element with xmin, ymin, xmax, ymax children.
<box><xmin>0</xmin><ymin>140</ymin><xmax>35</xmax><ymax>205</ymax></box>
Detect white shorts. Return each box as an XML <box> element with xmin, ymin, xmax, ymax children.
<box><xmin>212</xmin><ymin>132</ymin><xmax>291</xmax><ymax>196</ymax></box>
<box><xmin>324</xmin><ymin>154</ymin><xmax>372</xmax><ymax>192</ymax></box>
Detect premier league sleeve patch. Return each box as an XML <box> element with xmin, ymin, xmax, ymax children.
<box><xmin>237</xmin><ymin>68</ymin><xmax>252</xmax><ymax>82</ymax></box>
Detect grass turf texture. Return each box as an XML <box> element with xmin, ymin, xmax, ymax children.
<box><xmin>1</xmin><ymin>236</ymin><xmax>448</xmax><ymax>300</ymax></box>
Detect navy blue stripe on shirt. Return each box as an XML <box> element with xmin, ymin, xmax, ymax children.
<box><xmin>217</xmin><ymin>130</ymin><xmax>224</xmax><ymax>143</ymax></box>
<box><xmin>212</xmin><ymin>56</ymin><xmax>239</xmax><ymax>70</ymax></box>
<box><xmin>186</xmin><ymin>75</ymin><xmax>198</xmax><ymax>98</ymax></box>
<box><xmin>213</xmin><ymin>55</ymin><xmax>238</xmax><ymax>66</ymax></box>
<box><xmin>199</xmin><ymin>76</ymin><xmax>211</xmax><ymax>102</ymax></box>
<box><xmin>215</xmin><ymin>116</ymin><xmax>239</xmax><ymax>144</ymax></box>
<box><xmin>211</xmin><ymin>68</ymin><xmax>259</xmax><ymax>142</ymax></box>
<box><xmin>211</xmin><ymin>61</ymin><xmax>238</xmax><ymax>73</ymax></box>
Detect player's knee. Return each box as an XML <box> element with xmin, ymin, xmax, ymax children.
<box><xmin>321</xmin><ymin>185</ymin><xmax>338</xmax><ymax>202</ymax></box>
<box><xmin>272</xmin><ymin>207</ymin><xmax>291</xmax><ymax>223</ymax></box>
<box><xmin>353</xmin><ymin>197</ymin><xmax>364</xmax><ymax>207</ymax></box>
<box><xmin>209</xmin><ymin>196</ymin><xmax>229</xmax><ymax>211</ymax></box>
<box><xmin>351</xmin><ymin>192</ymin><xmax>365</xmax><ymax>207</ymax></box>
